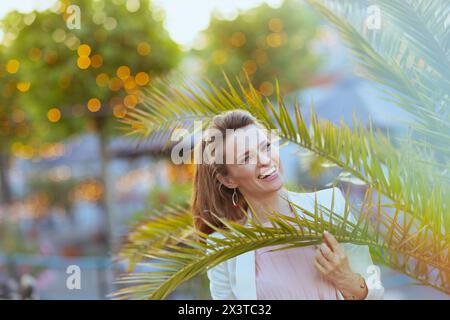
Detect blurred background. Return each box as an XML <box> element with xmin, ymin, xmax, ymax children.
<box><xmin>0</xmin><ymin>0</ymin><xmax>446</xmax><ymax>299</ymax></box>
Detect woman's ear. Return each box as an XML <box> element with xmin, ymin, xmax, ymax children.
<box><xmin>217</xmin><ymin>174</ymin><xmax>238</xmax><ymax>189</ymax></box>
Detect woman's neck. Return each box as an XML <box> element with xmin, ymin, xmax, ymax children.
<box><xmin>244</xmin><ymin>188</ymin><xmax>291</xmax><ymax>224</ymax></box>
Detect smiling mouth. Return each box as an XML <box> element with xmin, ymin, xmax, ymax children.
<box><xmin>258</xmin><ymin>166</ymin><xmax>277</xmax><ymax>179</ymax></box>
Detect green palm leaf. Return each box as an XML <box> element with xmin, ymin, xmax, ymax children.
<box><xmin>114</xmin><ymin>187</ymin><xmax>449</xmax><ymax>299</ymax></box>
<box><xmin>115</xmin><ymin>0</ymin><xmax>449</xmax><ymax>299</ymax></box>
<box><xmin>306</xmin><ymin>0</ymin><xmax>450</xmax><ymax>159</ymax></box>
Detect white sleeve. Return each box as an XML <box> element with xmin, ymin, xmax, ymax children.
<box><xmin>206</xmin><ymin>261</ymin><xmax>236</xmax><ymax>300</ymax></box>
<box><xmin>206</xmin><ymin>233</ymin><xmax>236</xmax><ymax>300</ymax></box>
<box><xmin>334</xmin><ymin>188</ymin><xmax>385</xmax><ymax>300</ymax></box>
<box><xmin>342</xmin><ymin>243</ymin><xmax>384</xmax><ymax>300</ymax></box>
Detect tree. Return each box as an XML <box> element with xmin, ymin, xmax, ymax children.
<box><xmin>0</xmin><ymin>0</ymin><xmax>181</xmax><ymax>250</ymax></box>
<box><xmin>113</xmin><ymin>0</ymin><xmax>448</xmax><ymax>299</ymax></box>
<box><xmin>0</xmin><ymin>46</ymin><xmax>36</xmax><ymax>204</ymax></box>
<box><xmin>192</xmin><ymin>0</ymin><xmax>321</xmax><ymax>96</ymax></box>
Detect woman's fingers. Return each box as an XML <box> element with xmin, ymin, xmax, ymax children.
<box><xmin>315</xmin><ymin>249</ymin><xmax>330</xmax><ymax>270</ymax></box>
<box><xmin>323</xmin><ymin>230</ymin><xmax>343</xmax><ymax>254</ymax></box>
<box><xmin>314</xmin><ymin>261</ymin><xmax>327</xmax><ymax>275</ymax></box>
<box><xmin>319</xmin><ymin>243</ymin><xmax>336</xmax><ymax>263</ymax></box>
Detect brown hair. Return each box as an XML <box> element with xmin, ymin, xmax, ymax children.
<box><xmin>191</xmin><ymin>109</ymin><xmax>261</xmax><ymax>235</ymax></box>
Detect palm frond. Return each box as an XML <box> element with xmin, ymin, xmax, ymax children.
<box><xmin>116</xmin><ymin>0</ymin><xmax>449</xmax><ymax>299</ymax></box>
<box><xmin>118</xmin><ymin>204</ymin><xmax>194</xmax><ymax>272</ymax></box>
<box><xmin>306</xmin><ymin>0</ymin><xmax>450</xmax><ymax>160</ymax></box>
<box><xmin>125</xmin><ymin>72</ymin><xmax>447</xmax><ymax>233</ymax></box>
<box><xmin>114</xmin><ymin>187</ymin><xmax>450</xmax><ymax>299</ymax></box>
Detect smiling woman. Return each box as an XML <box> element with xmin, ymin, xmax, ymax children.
<box><xmin>191</xmin><ymin>109</ymin><xmax>384</xmax><ymax>300</ymax></box>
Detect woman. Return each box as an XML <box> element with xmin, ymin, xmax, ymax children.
<box><xmin>191</xmin><ymin>110</ymin><xmax>384</xmax><ymax>300</ymax></box>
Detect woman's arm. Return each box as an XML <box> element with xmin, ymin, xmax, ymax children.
<box><xmin>314</xmin><ymin>188</ymin><xmax>384</xmax><ymax>299</ymax></box>
<box><xmin>341</xmin><ymin>241</ymin><xmax>384</xmax><ymax>300</ymax></box>
<box><xmin>206</xmin><ymin>261</ymin><xmax>236</xmax><ymax>299</ymax></box>
<box><xmin>314</xmin><ymin>231</ymin><xmax>384</xmax><ymax>300</ymax></box>
<box><xmin>206</xmin><ymin>233</ymin><xmax>236</xmax><ymax>300</ymax></box>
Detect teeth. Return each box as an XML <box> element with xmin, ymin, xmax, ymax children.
<box><xmin>258</xmin><ymin>167</ymin><xmax>276</xmax><ymax>179</ymax></box>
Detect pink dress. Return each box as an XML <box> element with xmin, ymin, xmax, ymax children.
<box><xmin>255</xmin><ymin>217</ymin><xmax>340</xmax><ymax>300</ymax></box>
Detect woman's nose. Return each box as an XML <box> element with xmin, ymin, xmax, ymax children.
<box><xmin>258</xmin><ymin>151</ymin><xmax>271</xmax><ymax>165</ymax></box>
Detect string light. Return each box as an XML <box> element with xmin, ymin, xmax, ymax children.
<box><xmin>6</xmin><ymin>59</ymin><xmax>20</xmax><ymax>74</ymax></box>
<box><xmin>90</xmin><ymin>54</ymin><xmax>103</xmax><ymax>68</ymax></box>
<box><xmin>137</xmin><ymin>42</ymin><xmax>151</xmax><ymax>56</ymax></box>
<box><xmin>113</xmin><ymin>104</ymin><xmax>127</xmax><ymax>118</ymax></box>
<box><xmin>109</xmin><ymin>77</ymin><xmax>122</xmax><ymax>91</ymax></box>
<box><xmin>135</xmin><ymin>72</ymin><xmax>150</xmax><ymax>86</ymax></box>
<box><xmin>123</xmin><ymin>76</ymin><xmax>136</xmax><ymax>90</ymax></box>
<box><xmin>47</xmin><ymin>108</ymin><xmax>61</xmax><ymax>122</ymax></box>
<box><xmin>268</xmin><ymin>18</ymin><xmax>284</xmax><ymax>32</ymax></box>
<box><xmin>28</xmin><ymin>48</ymin><xmax>41</xmax><ymax>61</ymax></box>
<box><xmin>77</xmin><ymin>44</ymin><xmax>92</xmax><ymax>69</ymax></box>
<box><xmin>16</xmin><ymin>82</ymin><xmax>31</xmax><ymax>92</ymax></box>
<box><xmin>87</xmin><ymin>98</ymin><xmax>102</xmax><ymax>112</ymax></box>
<box><xmin>96</xmin><ymin>73</ymin><xmax>109</xmax><ymax>87</ymax></box>
<box><xmin>259</xmin><ymin>81</ymin><xmax>274</xmax><ymax>96</ymax></box>
<box><xmin>123</xmin><ymin>94</ymin><xmax>138</xmax><ymax>107</ymax></box>
<box><xmin>243</xmin><ymin>60</ymin><xmax>257</xmax><ymax>75</ymax></box>
<box><xmin>230</xmin><ymin>32</ymin><xmax>247</xmax><ymax>47</ymax></box>
<box><xmin>211</xmin><ymin>50</ymin><xmax>227</xmax><ymax>65</ymax></box>
<box><xmin>77</xmin><ymin>56</ymin><xmax>91</xmax><ymax>69</ymax></box>
<box><xmin>77</xmin><ymin>44</ymin><xmax>91</xmax><ymax>57</ymax></box>
<box><xmin>117</xmin><ymin>66</ymin><xmax>131</xmax><ymax>79</ymax></box>
<box><xmin>266</xmin><ymin>33</ymin><xmax>283</xmax><ymax>47</ymax></box>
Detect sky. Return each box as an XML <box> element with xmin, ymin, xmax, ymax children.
<box><xmin>0</xmin><ymin>0</ymin><xmax>284</xmax><ymax>48</ymax></box>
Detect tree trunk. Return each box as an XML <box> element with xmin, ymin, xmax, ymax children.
<box><xmin>0</xmin><ymin>150</ymin><xmax>12</xmax><ymax>204</ymax></box>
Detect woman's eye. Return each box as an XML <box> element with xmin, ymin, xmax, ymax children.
<box><xmin>266</xmin><ymin>142</ymin><xmax>271</xmax><ymax>149</ymax></box>
<box><xmin>244</xmin><ymin>155</ymin><xmax>250</xmax><ymax>163</ymax></box>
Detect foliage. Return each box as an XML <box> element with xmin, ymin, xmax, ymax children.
<box><xmin>308</xmin><ymin>0</ymin><xmax>450</xmax><ymax>162</ymax></box>
<box><xmin>0</xmin><ymin>0</ymin><xmax>181</xmax><ymax>144</ymax></box>
<box><xmin>127</xmin><ymin>182</ymin><xmax>192</xmax><ymax>226</ymax></box>
<box><xmin>192</xmin><ymin>0</ymin><xmax>321</xmax><ymax>95</ymax></box>
<box><xmin>114</xmin><ymin>73</ymin><xmax>449</xmax><ymax>298</ymax></box>
<box><xmin>0</xmin><ymin>47</ymin><xmax>34</xmax><ymax>153</ymax></box>
<box><xmin>106</xmin><ymin>0</ymin><xmax>450</xmax><ymax>299</ymax></box>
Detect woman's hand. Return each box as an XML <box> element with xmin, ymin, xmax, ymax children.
<box><xmin>314</xmin><ymin>231</ymin><xmax>368</xmax><ymax>300</ymax></box>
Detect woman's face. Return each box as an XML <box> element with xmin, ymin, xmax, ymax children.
<box><xmin>220</xmin><ymin>124</ymin><xmax>284</xmax><ymax>198</ymax></box>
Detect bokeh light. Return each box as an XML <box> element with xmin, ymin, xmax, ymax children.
<box><xmin>117</xmin><ymin>66</ymin><xmax>131</xmax><ymax>80</ymax></box>
<box><xmin>113</xmin><ymin>104</ymin><xmax>127</xmax><ymax>118</ymax></box>
<box><xmin>211</xmin><ymin>50</ymin><xmax>227</xmax><ymax>65</ymax></box>
<box><xmin>137</xmin><ymin>42</ymin><xmax>151</xmax><ymax>56</ymax></box>
<box><xmin>109</xmin><ymin>77</ymin><xmax>123</xmax><ymax>91</ymax></box>
<box><xmin>77</xmin><ymin>44</ymin><xmax>92</xmax><ymax>57</ymax></box>
<box><xmin>230</xmin><ymin>32</ymin><xmax>247</xmax><ymax>47</ymax></box>
<box><xmin>135</xmin><ymin>72</ymin><xmax>150</xmax><ymax>86</ymax></box>
<box><xmin>123</xmin><ymin>94</ymin><xmax>138</xmax><ymax>108</ymax></box>
<box><xmin>16</xmin><ymin>82</ymin><xmax>31</xmax><ymax>92</ymax></box>
<box><xmin>87</xmin><ymin>98</ymin><xmax>102</xmax><ymax>112</ymax></box>
<box><xmin>47</xmin><ymin>108</ymin><xmax>61</xmax><ymax>122</ymax></box>
<box><xmin>6</xmin><ymin>59</ymin><xmax>20</xmax><ymax>74</ymax></box>
<box><xmin>90</xmin><ymin>54</ymin><xmax>103</xmax><ymax>68</ymax></box>
<box><xmin>96</xmin><ymin>73</ymin><xmax>110</xmax><ymax>87</ymax></box>
<box><xmin>77</xmin><ymin>56</ymin><xmax>91</xmax><ymax>69</ymax></box>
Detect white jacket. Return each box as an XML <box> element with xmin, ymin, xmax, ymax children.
<box><xmin>206</xmin><ymin>188</ymin><xmax>384</xmax><ymax>300</ymax></box>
